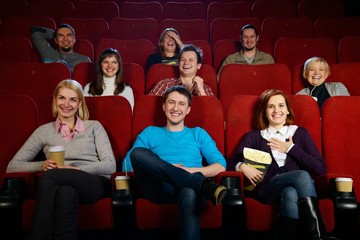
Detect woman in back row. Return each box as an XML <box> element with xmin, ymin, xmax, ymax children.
<box><xmin>84</xmin><ymin>48</ymin><xmax>134</xmax><ymax>110</ymax></box>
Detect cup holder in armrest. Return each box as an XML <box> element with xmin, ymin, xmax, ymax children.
<box><xmin>330</xmin><ymin>178</ymin><xmax>357</xmax><ymax>210</ymax></box>
<box><xmin>0</xmin><ymin>178</ymin><xmax>26</xmax><ymax>208</ymax></box>
<box><xmin>221</xmin><ymin>176</ymin><xmax>243</xmax><ymax>206</ymax></box>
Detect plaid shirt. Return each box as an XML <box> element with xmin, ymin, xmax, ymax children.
<box><xmin>148</xmin><ymin>78</ymin><xmax>213</xmax><ymax>96</ymax></box>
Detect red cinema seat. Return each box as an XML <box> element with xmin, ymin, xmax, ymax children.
<box><xmin>251</xmin><ymin>0</ymin><xmax>296</xmax><ymax>25</ymax></box>
<box><xmin>75</xmin><ymin>1</ymin><xmax>119</xmax><ymax>24</ymax></box>
<box><xmin>20</xmin><ymin>95</ymin><xmax>133</xmax><ymax>231</ymax></box>
<box><xmin>225</xmin><ymin>94</ymin><xmax>334</xmax><ymax>233</ymax></box>
<box><xmin>274</xmin><ymin>37</ymin><xmax>337</xmax><ymax>73</ymax></box>
<box><xmin>2</xmin><ymin>16</ymin><xmax>56</xmax><ymax>40</ymax></box>
<box><xmin>261</xmin><ymin>17</ymin><xmax>313</xmax><ymax>51</ymax></box>
<box><xmin>160</xmin><ymin>19</ymin><xmax>208</xmax><ymax>42</ymax></box>
<box><xmin>322</xmin><ymin>96</ymin><xmax>360</xmax><ymax>238</ymax></box>
<box><xmin>162</xmin><ymin>2</ymin><xmax>206</xmax><ymax>20</ymax></box>
<box><xmin>130</xmin><ymin>95</ymin><xmax>224</xmax><ymax>230</ymax></box>
<box><xmin>218</xmin><ymin>63</ymin><xmax>292</xmax><ymax>110</ymax></box>
<box><xmin>0</xmin><ymin>95</ymin><xmax>38</xmax><ymax>178</ymax></box>
<box><xmin>338</xmin><ymin>36</ymin><xmax>360</xmax><ymax>63</ymax></box>
<box><xmin>0</xmin><ymin>62</ymin><xmax>71</xmax><ymax>125</ymax></box>
<box><xmin>96</xmin><ymin>38</ymin><xmax>154</xmax><ymax>72</ymax></box>
<box><xmin>207</xmin><ymin>2</ymin><xmax>251</xmax><ymax>27</ymax></box>
<box><xmin>0</xmin><ymin>36</ymin><xmax>33</xmax><ymax>62</ymax></box>
<box><xmin>28</xmin><ymin>0</ymin><xmax>75</xmax><ymax>26</ymax></box>
<box><xmin>297</xmin><ymin>0</ymin><xmax>345</xmax><ymax>22</ymax></box>
<box><xmin>109</xmin><ymin>18</ymin><xmax>159</xmax><ymax>46</ymax></box>
<box><xmin>119</xmin><ymin>1</ymin><xmax>163</xmax><ymax>22</ymax></box>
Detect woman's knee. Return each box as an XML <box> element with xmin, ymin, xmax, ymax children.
<box><xmin>293</xmin><ymin>170</ymin><xmax>312</xmax><ymax>182</ymax></box>
<box><xmin>281</xmin><ymin>187</ymin><xmax>298</xmax><ymax>202</ymax></box>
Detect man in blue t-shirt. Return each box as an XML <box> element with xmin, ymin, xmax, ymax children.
<box><xmin>123</xmin><ymin>85</ymin><xmax>226</xmax><ymax>240</ymax></box>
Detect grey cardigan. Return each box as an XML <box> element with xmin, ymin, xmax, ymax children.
<box><xmin>296</xmin><ymin>82</ymin><xmax>350</xmax><ymax>96</ymax></box>
<box><xmin>6</xmin><ymin>120</ymin><xmax>116</xmax><ymax>179</ymax></box>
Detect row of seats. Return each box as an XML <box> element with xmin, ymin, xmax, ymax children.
<box><xmin>0</xmin><ymin>0</ymin><xmax>347</xmax><ymax>25</ymax></box>
<box><xmin>2</xmin><ymin>15</ymin><xmax>360</xmax><ymax>49</ymax></box>
<box><xmin>1</xmin><ymin>61</ymin><xmax>360</xmax><ymax>117</ymax></box>
<box><xmin>1</xmin><ymin>93</ymin><xmax>359</xmax><ymax>238</ymax></box>
<box><xmin>1</xmin><ymin>34</ymin><xmax>360</xmax><ymax>73</ymax></box>
<box><xmin>2</xmin><ymin>58</ymin><xmax>358</xmax><ymax>121</ymax></box>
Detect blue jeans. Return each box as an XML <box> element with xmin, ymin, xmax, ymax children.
<box><xmin>264</xmin><ymin>170</ymin><xmax>317</xmax><ymax>219</ymax></box>
<box><xmin>130</xmin><ymin>147</ymin><xmax>206</xmax><ymax>240</ymax></box>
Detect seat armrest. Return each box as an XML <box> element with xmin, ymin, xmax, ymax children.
<box><xmin>329</xmin><ymin>178</ymin><xmax>357</xmax><ymax>210</ymax></box>
<box><xmin>0</xmin><ymin>177</ymin><xmax>26</xmax><ymax>208</ymax></box>
<box><xmin>218</xmin><ymin>171</ymin><xmax>244</xmax><ymax>206</ymax></box>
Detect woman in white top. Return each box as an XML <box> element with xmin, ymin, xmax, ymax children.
<box><xmin>84</xmin><ymin>48</ymin><xmax>134</xmax><ymax>110</ymax></box>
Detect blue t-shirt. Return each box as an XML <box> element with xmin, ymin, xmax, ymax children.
<box><xmin>122</xmin><ymin>126</ymin><xmax>226</xmax><ymax>172</ymax></box>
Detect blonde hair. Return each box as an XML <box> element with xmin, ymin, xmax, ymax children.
<box><xmin>52</xmin><ymin>79</ymin><xmax>89</xmax><ymax>120</ymax></box>
<box><xmin>303</xmin><ymin>57</ymin><xmax>331</xmax><ymax>79</ymax></box>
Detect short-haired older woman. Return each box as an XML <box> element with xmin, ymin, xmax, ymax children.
<box><xmin>296</xmin><ymin>56</ymin><xmax>350</xmax><ymax>110</ymax></box>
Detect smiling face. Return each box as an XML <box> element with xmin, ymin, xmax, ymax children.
<box><xmin>240</xmin><ymin>28</ymin><xmax>258</xmax><ymax>51</ymax></box>
<box><xmin>101</xmin><ymin>55</ymin><xmax>119</xmax><ymax>78</ymax></box>
<box><xmin>265</xmin><ymin>94</ymin><xmax>289</xmax><ymax>129</ymax></box>
<box><xmin>305</xmin><ymin>61</ymin><xmax>329</xmax><ymax>86</ymax></box>
<box><xmin>55</xmin><ymin>27</ymin><xmax>75</xmax><ymax>53</ymax></box>
<box><xmin>179</xmin><ymin>50</ymin><xmax>201</xmax><ymax>77</ymax></box>
<box><xmin>55</xmin><ymin>87</ymin><xmax>82</xmax><ymax>122</ymax></box>
<box><xmin>161</xmin><ymin>31</ymin><xmax>177</xmax><ymax>56</ymax></box>
<box><xmin>162</xmin><ymin>91</ymin><xmax>191</xmax><ymax>129</ymax></box>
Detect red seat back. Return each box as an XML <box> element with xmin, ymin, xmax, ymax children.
<box><xmin>322</xmin><ymin>96</ymin><xmax>360</xmax><ymax>200</ymax></box>
<box><xmin>0</xmin><ymin>62</ymin><xmax>71</xmax><ymax>125</ymax></box>
<box><xmin>86</xmin><ymin>96</ymin><xmax>132</xmax><ymax>171</ymax></box>
<box><xmin>219</xmin><ymin>63</ymin><xmax>292</xmax><ymax>110</ymax></box>
<box><xmin>0</xmin><ymin>95</ymin><xmax>38</xmax><ymax>176</ymax></box>
<box><xmin>109</xmin><ymin>18</ymin><xmax>160</xmax><ymax>46</ymax></box>
<box><xmin>119</xmin><ymin>1</ymin><xmax>163</xmax><ymax>22</ymax></box>
<box><xmin>75</xmin><ymin>1</ymin><xmax>119</xmax><ymax>24</ymax></box>
<box><xmin>274</xmin><ymin>37</ymin><xmax>337</xmax><ymax>73</ymax></box>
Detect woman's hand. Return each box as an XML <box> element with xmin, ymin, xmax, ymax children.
<box><xmin>267</xmin><ymin>136</ymin><xmax>293</xmax><ymax>153</ymax></box>
<box><xmin>42</xmin><ymin>160</ymin><xmax>81</xmax><ymax>171</ymax></box>
<box><xmin>42</xmin><ymin>160</ymin><xmax>57</xmax><ymax>171</ymax></box>
<box><xmin>167</xmin><ymin>31</ymin><xmax>183</xmax><ymax>48</ymax></box>
<box><xmin>239</xmin><ymin>163</ymin><xmax>264</xmax><ymax>186</ymax></box>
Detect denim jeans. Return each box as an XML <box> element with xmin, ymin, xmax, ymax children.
<box><xmin>263</xmin><ymin>170</ymin><xmax>317</xmax><ymax>219</ymax></box>
<box><xmin>130</xmin><ymin>147</ymin><xmax>206</xmax><ymax>240</ymax></box>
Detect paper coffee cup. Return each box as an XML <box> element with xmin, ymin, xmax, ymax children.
<box><xmin>49</xmin><ymin>146</ymin><xmax>65</xmax><ymax>167</ymax></box>
<box><xmin>335</xmin><ymin>177</ymin><xmax>353</xmax><ymax>192</ymax></box>
<box><xmin>115</xmin><ymin>176</ymin><xmax>130</xmax><ymax>190</ymax></box>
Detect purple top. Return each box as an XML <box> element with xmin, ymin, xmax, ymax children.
<box><xmin>228</xmin><ymin>127</ymin><xmax>327</xmax><ymax>198</ymax></box>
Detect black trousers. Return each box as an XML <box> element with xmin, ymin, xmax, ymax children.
<box><xmin>29</xmin><ymin>169</ymin><xmax>109</xmax><ymax>240</ymax></box>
